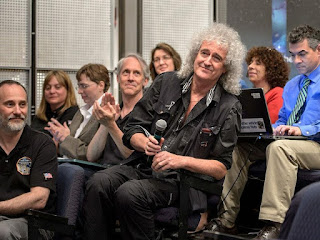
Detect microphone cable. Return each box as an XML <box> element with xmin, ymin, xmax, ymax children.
<box><xmin>217</xmin><ymin>134</ymin><xmax>262</xmax><ymax>213</ymax></box>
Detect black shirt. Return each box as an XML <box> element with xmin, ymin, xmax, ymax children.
<box><xmin>0</xmin><ymin>125</ymin><xmax>58</xmax><ymax>214</ymax></box>
<box><xmin>122</xmin><ymin>72</ymin><xmax>241</xmax><ymax>210</ymax></box>
<box><xmin>123</xmin><ymin>72</ymin><xmax>241</xmax><ymax>171</ymax></box>
<box><xmin>100</xmin><ymin>112</ymin><xmax>130</xmax><ymax>166</ymax></box>
<box><xmin>31</xmin><ymin>105</ymin><xmax>79</xmax><ymax>136</ymax></box>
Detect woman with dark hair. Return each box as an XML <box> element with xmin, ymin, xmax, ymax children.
<box><xmin>246</xmin><ymin>46</ymin><xmax>289</xmax><ymax>123</ymax></box>
<box><xmin>31</xmin><ymin>70</ymin><xmax>78</xmax><ymax>135</ymax></box>
<box><xmin>149</xmin><ymin>42</ymin><xmax>182</xmax><ymax>80</ymax></box>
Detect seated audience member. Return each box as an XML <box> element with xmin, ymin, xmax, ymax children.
<box><xmin>31</xmin><ymin>70</ymin><xmax>78</xmax><ymax>136</ymax></box>
<box><xmin>81</xmin><ymin>22</ymin><xmax>246</xmax><ymax>239</ymax></box>
<box><xmin>278</xmin><ymin>181</ymin><xmax>320</xmax><ymax>239</ymax></box>
<box><xmin>87</xmin><ymin>53</ymin><xmax>149</xmax><ymax>164</ymax></box>
<box><xmin>0</xmin><ymin>80</ymin><xmax>57</xmax><ymax>239</ymax></box>
<box><xmin>46</xmin><ymin>63</ymin><xmax>110</xmax><ymax>160</ymax></box>
<box><xmin>204</xmin><ymin>46</ymin><xmax>289</xmax><ymax>232</ymax></box>
<box><xmin>149</xmin><ymin>42</ymin><xmax>182</xmax><ymax>81</ymax></box>
<box><xmin>246</xmin><ymin>46</ymin><xmax>288</xmax><ymax>122</ymax></box>
<box><xmin>208</xmin><ymin>24</ymin><xmax>320</xmax><ymax>240</ymax></box>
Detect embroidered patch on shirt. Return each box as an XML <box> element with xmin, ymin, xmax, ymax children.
<box><xmin>43</xmin><ymin>173</ymin><xmax>53</xmax><ymax>180</ymax></box>
<box><xmin>16</xmin><ymin>157</ymin><xmax>32</xmax><ymax>175</ymax></box>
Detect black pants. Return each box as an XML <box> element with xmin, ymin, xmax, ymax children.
<box><xmin>82</xmin><ymin>165</ymin><xmax>179</xmax><ymax>240</ymax></box>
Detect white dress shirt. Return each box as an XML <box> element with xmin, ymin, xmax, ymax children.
<box><xmin>74</xmin><ymin>95</ymin><xmax>103</xmax><ymax>138</ymax></box>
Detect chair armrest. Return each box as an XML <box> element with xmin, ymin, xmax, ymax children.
<box><xmin>26</xmin><ymin>209</ymin><xmax>74</xmax><ymax>236</ymax></box>
<box><xmin>179</xmin><ymin>169</ymin><xmax>223</xmax><ymax>195</ymax></box>
<box><xmin>58</xmin><ymin>158</ymin><xmax>107</xmax><ymax>171</ymax></box>
<box><xmin>26</xmin><ymin>209</ymin><xmax>68</xmax><ymax>224</ymax></box>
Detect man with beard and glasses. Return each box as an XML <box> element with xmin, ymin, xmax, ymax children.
<box><xmin>0</xmin><ymin>80</ymin><xmax>57</xmax><ymax>239</ymax></box>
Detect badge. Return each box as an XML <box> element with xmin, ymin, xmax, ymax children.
<box><xmin>165</xmin><ymin>101</ymin><xmax>175</xmax><ymax>110</ymax></box>
<box><xmin>16</xmin><ymin>157</ymin><xmax>32</xmax><ymax>175</ymax></box>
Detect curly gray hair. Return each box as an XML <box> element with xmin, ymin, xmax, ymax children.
<box><xmin>178</xmin><ymin>22</ymin><xmax>246</xmax><ymax>95</ymax></box>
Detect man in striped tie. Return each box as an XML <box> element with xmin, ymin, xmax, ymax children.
<box><xmin>254</xmin><ymin>25</ymin><xmax>320</xmax><ymax>239</ymax></box>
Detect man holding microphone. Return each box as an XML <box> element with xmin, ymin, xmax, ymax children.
<box><xmin>82</xmin><ymin>22</ymin><xmax>246</xmax><ymax>240</ymax></box>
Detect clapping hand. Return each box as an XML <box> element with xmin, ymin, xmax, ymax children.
<box><xmin>45</xmin><ymin>118</ymin><xmax>71</xmax><ymax>143</ymax></box>
<box><xmin>92</xmin><ymin>93</ymin><xmax>120</xmax><ymax>127</ymax></box>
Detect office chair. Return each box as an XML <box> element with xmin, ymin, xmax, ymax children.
<box><xmin>154</xmin><ymin>170</ymin><xmax>223</xmax><ymax>240</ymax></box>
<box><xmin>27</xmin><ymin>163</ymin><xmax>85</xmax><ymax>239</ymax></box>
<box><xmin>286</xmin><ymin>181</ymin><xmax>320</xmax><ymax>240</ymax></box>
<box><xmin>236</xmin><ymin>160</ymin><xmax>320</xmax><ymax>232</ymax></box>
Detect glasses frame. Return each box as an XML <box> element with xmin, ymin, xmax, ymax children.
<box><xmin>153</xmin><ymin>55</ymin><xmax>172</xmax><ymax>64</ymax></box>
<box><xmin>76</xmin><ymin>83</ymin><xmax>95</xmax><ymax>90</ymax></box>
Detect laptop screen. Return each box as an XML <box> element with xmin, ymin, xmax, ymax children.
<box><xmin>238</xmin><ymin>88</ymin><xmax>273</xmax><ymax>135</ymax></box>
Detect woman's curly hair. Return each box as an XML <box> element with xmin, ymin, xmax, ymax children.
<box><xmin>246</xmin><ymin>47</ymin><xmax>289</xmax><ymax>89</ymax></box>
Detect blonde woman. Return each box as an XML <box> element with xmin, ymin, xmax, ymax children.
<box><xmin>31</xmin><ymin>70</ymin><xmax>78</xmax><ymax>136</ymax></box>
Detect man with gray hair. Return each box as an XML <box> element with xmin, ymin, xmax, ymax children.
<box><xmin>209</xmin><ymin>24</ymin><xmax>320</xmax><ymax>240</ymax></box>
<box><xmin>86</xmin><ymin>53</ymin><xmax>149</xmax><ymax>164</ymax></box>
<box><xmin>82</xmin><ymin>22</ymin><xmax>246</xmax><ymax>240</ymax></box>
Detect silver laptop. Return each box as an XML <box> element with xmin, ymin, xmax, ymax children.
<box><xmin>238</xmin><ymin>88</ymin><xmax>307</xmax><ymax>140</ymax></box>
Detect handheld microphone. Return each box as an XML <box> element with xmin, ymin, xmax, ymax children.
<box><xmin>153</xmin><ymin>119</ymin><xmax>167</xmax><ymax>143</ymax></box>
<box><xmin>147</xmin><ymin>119</ymin><xmax>167</xmax><ymax>164</ymax></box>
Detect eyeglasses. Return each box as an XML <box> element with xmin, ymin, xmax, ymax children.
<box><xmin>76</xmin><ymin>83</ymin><xmax>95</xmax><ymax>90</ymax></box>
<box><xmin>153</xmin><ymin>55</ymin><xmax>172</xmax><ymax>64</ymax></box>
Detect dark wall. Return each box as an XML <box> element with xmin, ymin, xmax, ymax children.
<box><xmin>225</xmin><ymin>0</ymin><xmax>320</xmax><ymax>83</ymax></box>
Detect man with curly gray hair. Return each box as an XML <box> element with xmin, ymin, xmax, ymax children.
<box><xmin>179</xmin><ymin>22</ymin><xmax>246</xmax><ymax>95</ymax></box>
<box><xmin>81</xmin><ymin>22</ymin><xmax>246</xmax><ymax>239</ymax></box>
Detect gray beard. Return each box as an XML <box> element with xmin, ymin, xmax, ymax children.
<box><xmin>7</xmin><ymin>120</ymin><xmax>26</xmax><ymax>131</ymax></box>
<box><xmin>0</xmin><ymin>115</ymin><xmax>27</xmax><ymax>132</ymax></box>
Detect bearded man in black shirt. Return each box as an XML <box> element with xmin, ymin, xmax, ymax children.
<box><xmin>0</xmin><ymin>80</ymin><xmax>57</xmax><ymax>239</ymax></box>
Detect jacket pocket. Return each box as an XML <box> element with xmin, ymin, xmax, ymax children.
<box><xmin>196</xmin><ymin>123</ymin><xmax>221</xmax><ymax>158</ymax></box>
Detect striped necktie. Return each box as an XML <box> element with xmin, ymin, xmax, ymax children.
<box><xmin>287</xmin><ymin>77</ymin><xmax>311</xmax><ymax>126</ymax></box>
